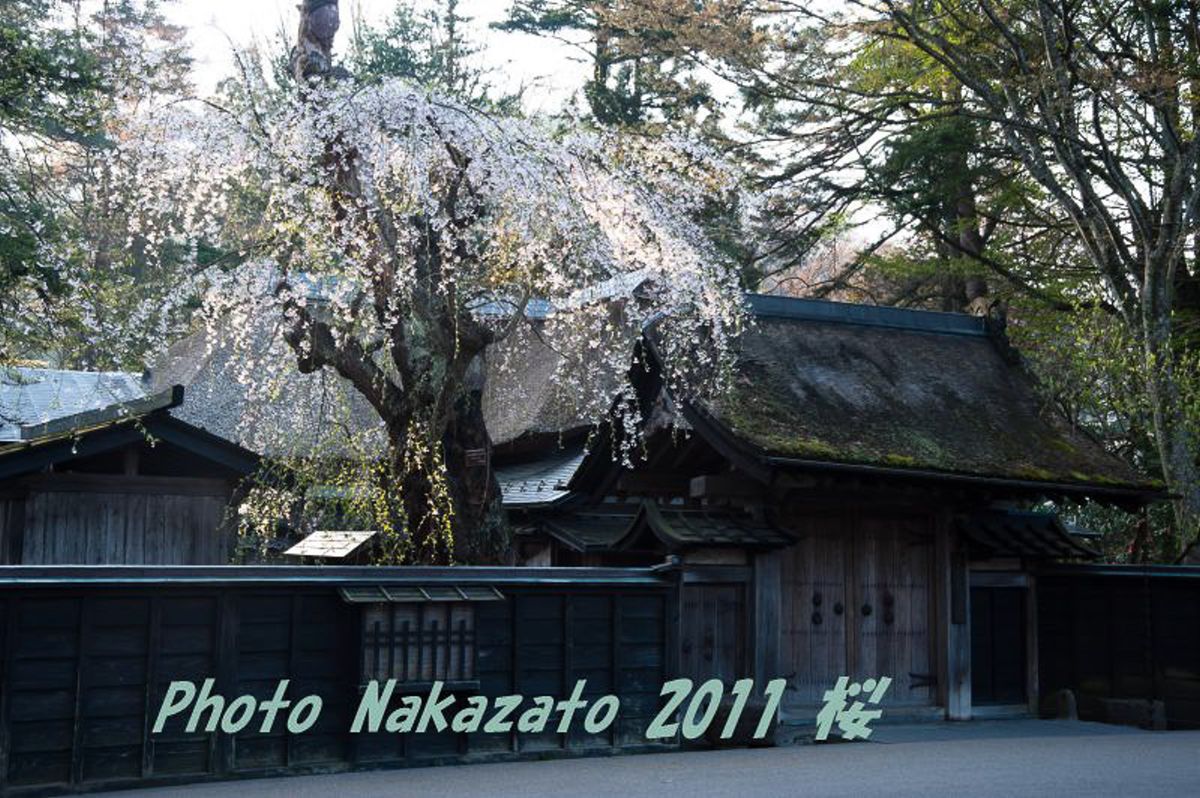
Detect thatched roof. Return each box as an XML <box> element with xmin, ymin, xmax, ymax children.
<box><xmin>150</xmin><ymin>315</ymin><xmax>385</xmax><ymax>458</ymax></box>
<box><xmin>676</xmin><ymin>295</ymin><xmax>1153</xmax><ymax>493</ymax></box>
<box><xmin>150</xmin><ymin>314</ymin><xmax>606</xmax><ymax>459</ymax></box>
<box><xmin>482</xmin><ymin>324</ymin><xmax>602</xmax><ymax>447</ymax></box>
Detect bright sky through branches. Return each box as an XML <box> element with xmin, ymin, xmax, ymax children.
<box><xmin>164</xmin><ymin>0</ymin><xmax>587</xmax><ymax>111</ymax></box>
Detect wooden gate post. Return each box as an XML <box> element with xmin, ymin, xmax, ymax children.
<box><xmin>936</xmin><ymin>515</ymin><xmax>971</xmax><ymax>719</ymax></box>
<box><xmin>753</xmin><ymin>551</ymin><xmax>781</xmax><ymax>684</ymax></box>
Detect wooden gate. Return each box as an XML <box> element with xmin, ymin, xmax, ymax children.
<box><xmin>680</xmin><ymin>583</ymin><xmax>746</xmax><ymax>684</ymax></box>
<box><xmin>971</xmin><ymin>585</ymin><xmax>1027</xmax><ymax>705</ymax></box>
<box><xmin>781</xmin><ymin>513</ymin><xmax>935</xmax><ymax>708</ymax></box>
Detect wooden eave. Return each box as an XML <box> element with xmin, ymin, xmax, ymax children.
<box><xmin>0</xmin><ymin>392</ymin><xmax>260</xmax><ymax>482</ymax></box>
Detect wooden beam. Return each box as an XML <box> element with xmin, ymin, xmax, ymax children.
<box><xmin>21</xmin><ymin>473</ymin><xmax>232</xmax><ymax>497</ymax></box>
<box><xmin>681</xmin><ymin>566</ymin><xmax>751</xmax><ymax>584</ymax></box>
<box><xmin>689</xmin><ymin>474</ymin><xmax>767</xmax><ymax>500</ymax></box>
<box><xmin>970</xmin><ymin>571</ymin><xmax>1029</xmax><ymax>588</ymax></box>
<box><xmin>123</xmin><ymin>446</ymin><xmax>140</xmax><ymax>476</ymax></box>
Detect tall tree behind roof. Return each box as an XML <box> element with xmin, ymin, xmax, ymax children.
<box><xmin>348</xmin><ymin>0</ymin><xmax>521</xmax><ymax>112</ymax></box>
<box><xmin>494</xmin><ymin>0</ymin><xmax>729</xmax><ymax>129</ymax></box>
<box><xmin>578</xmin><ymin>1</ymin><xmax>1200</xmax><ymax>560</ymax></box>
<box><xmin>0</xmin><ymin>0</ymin><xmax>193</xmax><ymax>370</ymax></box>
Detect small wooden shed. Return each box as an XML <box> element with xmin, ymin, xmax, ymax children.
<box><xmin>0</xmin><ymin>369</ymin><xmax>259</xmax><ymax>564</ymax></box>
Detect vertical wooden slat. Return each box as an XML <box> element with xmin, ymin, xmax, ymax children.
<box><xmin>0</xmin><ymin>597</ymin><xmax>15</xmax><ymax>785</ymax></box>
<box><xmin>286</xmin><ymin>594</ymin><xmax>302</xmax><ymax>768</ymax></box>
<box><xmin>1026</xmin><ymin>577</ymin><xmax>1039</xmax><ymax>714</ymax></box>
<box><xmin>25</xmin><ymin>494</ymin><xmax>43</xmax><ymax>563</ymax></box>
<box><xmin>0</xmin><ymin>499</ymin><xmax>8</xmax><ymax>565</ymax></box>
<box><xmin>935</xmin><ymin>511</ymin><xmax>971</xmax><ymax>719</ymax></box>
<box><xmin>144</xmin><ymin>496</ymin><xmax>163</xmax><ymax>566</ymax></box>
<box><xmin>610</xmin><ymin>594</ymin><xmax>620</xmax><ymax>748</ymax></box>
<box><xmin>108</xmin><ymin>493</ymin><xmax>125</xmax><ymax>564</ymax></box>
<box><xmin>126</xmin><ymin>492</ymin><xmax>146</xmax><ymax>565</ymax></box>
<box><xmin>433</xmin><ymin>606</ymin><xmax>443</xmax><ymax>680</ymax></box>
<box><xmin>400</xmin><ymin>620</ymin><xmax>410</xmax><ymax>682</ymax></box>
<box><xmin>372</xmin><ymin>619</ymin><xmax>382</xmax><ymax>681</ymax></box>
<box><xmin>387</xmin><ymin>604</ymin><xmax>396</xmax><ymax>680</ymax></box>
<box><xmin>69</xmin><ymin>597</ymin><xmax>87</xmax><ymax>784</ymax></box>
<box><xmin>561</xmin><ymin>595</ymin><xmax>571</xmax><ymax>750</ymax></box>
<box><xmin>442</xmin><ymin>606</ymin><xmax>452</xmax><ymax>679</ymax></box>
<box><xmin>142</xmin><ymin>596</ymin><xmax>161</xmax><ymax>778</ymax></box>
<box><xmin>416</xmin><ymin>604</ymin><xmax>425</xmax><ymax>682</ymax></box>
<box><xmin>215</xmin><ymin>592</ymin><xmax>238</xmax><ymax>775</ymax></box>
<box><xmin>457</xmin><ymin>618</ymin><xmax>468</xmax><ymax>682</ymax></box>
<box><xmin>508</xmin><ymin>596</ymin><xmax>519</xmax><ymax>753</ymax></box>
<box><xmin>753</xmin><ymin>551</ymin><xmax>780</xmax><ymax>684</ymax></box>
<box><xmin>10</xmin><ymin>496</ymin><xmax>26</xmax><ymax>564</ymax></box>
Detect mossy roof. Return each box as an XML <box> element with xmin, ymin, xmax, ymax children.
<box><xmin>691</xmin><ymin>296</ymin><xmax>1154</xmax><ymax>492</ymax></box>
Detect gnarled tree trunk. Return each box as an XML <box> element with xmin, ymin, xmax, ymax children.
<box><xmin>287</xmin><ymin>0</ymin><xmax>507</xmax><ymax>564</ymax></box>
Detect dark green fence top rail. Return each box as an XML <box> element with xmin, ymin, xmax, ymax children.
<box><xmin>0</xmin><ymin>564</ymin><xmax>672</xmax><ymax>587</ymax></box>
<box><xmin>1037</xmin><ymin>563</ymin><xmax>1200</xmax><ymax>579</ymax></box>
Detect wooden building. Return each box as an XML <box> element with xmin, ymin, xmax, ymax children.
<box><xmin>0</xmin><ymin>369</ymin><xmax>259</xmax><ymax>564</ymax></box>
<box><xmin>509</xmin><ymin>295</ymin><xmax>1162</xmax><ymax>722</ymax></box>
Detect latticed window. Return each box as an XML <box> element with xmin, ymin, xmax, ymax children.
<box><xmin>340</xmin><ymin>585</ymin><xmax>504</xmax><ymax>684</ymax></box>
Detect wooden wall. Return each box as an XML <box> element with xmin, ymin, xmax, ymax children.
<box><xmin>1038</xmin><ymin>567</ymin><xmax>1200</xmax><ymax>729</ymax></box>
<box><xmin>0</xmin><ymin>500</ymin><xmax>23</xmax><ymax>565</ymax></box>
<box><xmin>13</xmin><ymin>476</ymin><xmax>231</xmax><ymax>565</ymax></box>
<box><xmin>0</xmin><ymin>571</ymin><xmax>673</xmax><ymax>795</ymax></box>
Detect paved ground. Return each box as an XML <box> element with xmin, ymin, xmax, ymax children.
<box><xmin>110</xmin><ymin>720</ymin><xmax>1199</xmax><ymax>798</ymax></box>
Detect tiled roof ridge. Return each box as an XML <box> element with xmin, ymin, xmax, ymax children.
<box><xmin>746</xmin><ymin>293</ymin><xmax>988</xmax><ymax>337</ymax></box>
<box><xmin>2</xmin><ymin>366</ymin><xmax>142</xmax><ymax>379</ymax></box>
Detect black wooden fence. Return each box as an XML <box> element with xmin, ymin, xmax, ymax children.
<box><xmin>1037</xmin><ymin>565</ymin><xmax>1200</xmax><ymax>729</ymax></box>
<box><xmin>0</xmin><ymin>567</ymin><xmax>675</xmax><ymax>796</ymax></box>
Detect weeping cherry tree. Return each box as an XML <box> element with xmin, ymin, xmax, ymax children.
<box><xmin>113</xmin><ymin>0</ymin><xmax>745</xmax><ymax>563</ymax></box>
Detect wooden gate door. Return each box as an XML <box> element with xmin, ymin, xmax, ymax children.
<box><xmin>970</xmin><ymin>586</ymin><xmax>1027</xmax><ymax>705</ymax></box>
<box><xmin>680</xmin><ymin>583</ymin><xmax>746</xmax><ymax>684</ymax></box>
<box><xmin>853</xmin><ymin>516</ymin><xmax>934</xmax><ymax>706</ymax></box>
<box><xmin>781</xmin><ymin>516</ymin><xmax>850</xmax><ymax>705</ymax></box>
<box><xmin>782</xmin><ymin>513</ymin><xmax>935</xmax><ymax>709</ymax></box>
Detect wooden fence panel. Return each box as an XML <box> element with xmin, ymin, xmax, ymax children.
<box><xmin>1037</xmin><ymin>568</ymin><xmax>1200</xmax><ymax>729</ymax></box>
<box><xmin>0</xmin><ymin>569</ymin><xmax>674</xmax><ymax>796</ymax></box>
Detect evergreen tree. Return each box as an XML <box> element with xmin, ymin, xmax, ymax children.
<box><xmin>1</xmin><ymin>0</ymin><xmax>192</xmax><ymax>368</ymax></box>
<box><xmin>494</xmin><ymin>0</ymin><xmax>720</xmax><ymax>128</ymax></box>
<box><xmin>350</xmin><ymin>0</ymin><xmax>519</xmax><ymax>111</ymax></box>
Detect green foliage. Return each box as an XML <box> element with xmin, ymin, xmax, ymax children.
<box><xmin>1</xmin><ymin>0</ymin><xmax>104</xmax><ymax>343</ymax></box>
<box><xmin>349</xmin><ymin>0</ymin><xmax>519</xmax><ymax>111</ymax></box>
<box><xmin>877</xmin><ymin>116</ymin><xmax>979</xmax><ymax>221</ymax></box>
<box><xmin>0</xmin><ymin>0</ymin><xmax>106</xmax><ymax>141</ymax></box>
<box><xmin>495</xmin><ymin>0</ymin><xmax>716</xmax><ymax>128</ymax></box>
<box><xmin>1</xmin><ymin>0</ymin><xmax>192</xmax><ymax>368</ymax></box>
<box><xmin>1012</xmin><ymin>301</ymin><xmax>1200</xmax><ymax>559</ymax></box>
